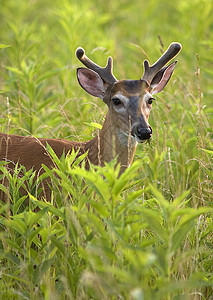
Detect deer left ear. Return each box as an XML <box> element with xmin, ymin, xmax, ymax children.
<box><xmin>150</xmin><ymin>61</ymin><xmax>177</xmax><ymax>95</ymax></box>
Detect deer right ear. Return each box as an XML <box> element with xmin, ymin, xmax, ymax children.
<box><xmin>77</xmin><ymin>68</ymin><xmax>105</xmax><ymax>99</ymax></box>
<box><xmin>149</xmin><ymin>62</ymin><xmax>177</xmax><ymax>95</ymax></box>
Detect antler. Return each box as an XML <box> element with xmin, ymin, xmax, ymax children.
<box><xmin>141</xmin><ymin>42</ymin><xmax>182</xmax><ymax>85</ymax></box>
<box><xmin>76</xmin><ymin>47</ymin><xmax>117</xmax><ymax>84</ymax></box>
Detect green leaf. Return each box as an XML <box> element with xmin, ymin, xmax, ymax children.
<box><xmin>4</xmin><ymin>251</ymin><xmax>21</xmax><ymax>266</ymax></box>
<box><xmin>84</xmin><ymin>122</ymin><xmax>102</xmax><ymax>129</ymax></box>
<box><xmin>171</xmin><ymin>219</ymin><xmax>194</xmax><ymax>252</ymax></box>
<box><xmin>51</xmin><ymin>235</ymin><xmax>66</xmax><ymax>257</ymax></box>
<box><xmin>13</xmin><ymin>196</ymin><xmax>28</xmax><ymax>215</ymax></box>
<box><xmin>70</xmin><ymin>168</ymin><xmax>110</xmax><ymax>202</ymax></box>
<box><xmin>39</xmin><ymin>257</ymin><xmax>56</xmax><ymax>280</ymax></box>
<box><xmin>5</xmin><ymin>66</ymin><xmax>23</xmax><ymax>74</ymax></box>
<box><xmin>37</xmin><ymin>69</ymin><xmax>62</xmax><ymax>84</ymax></box>
<box><xmin>171</xmin><ymin>207</ymin><xmax>212</xmax><ymax>252</ymax></box>
<box><xmin>201</xmin><ymin>148</ymin><xmax>213</xmax><ymax>156</ymax></box>
<box><xmin>0</xmin><ymin>183</ymin><xmax>10</xmax><ymax>196</ymax></box>
<box><xmin>112</xmin><ymin>161</ymin><xmax>141</xmax><ymax>197</ymax></box>
<box><xmin>0</xmin><ymin>44</ymin><xmax>11</xmax><ymax>49</ymax></box>
<box><xmin>28</xmin><ymin>207</ymin><xmax>48</xmax><ymax>228</ymax></box>
<box><xmin>68</xmin><ymin>148</ymin><xmax>88</xmax><ymax>168</ymax></box>
<box><xmin>140</xmin><ymin>208</ymin><xmax>166</xmax><ymax>242</ymax></box>
<box><xmin>172</xmin><ymin>189</ymin><xmax>191</xmax><ymax>208</ymax></box>
<box><xmin>89</xmin><ymin>200</ymin><xmax>109</xmax><ymax>218</ymax></box>
<box><xmin>87</xmin><ymin>213</ymin><xmax>108</xmax><ymax>238</ymax></box>
<box><xmin>29</xmin><ymin>194</ymin><xmax>64</xmax><ymax>219</ymax></box>
<box><xmin>28</xmin><ymin>226</ymin><xmax>43</xmax><ymax>248</ymax></box>
<box><xmin>179</xmin><ymin>207</ymin><xmax>212</xmax><ymax>227</ymax></box>
<box><xmin>0</xmin><ymin>272</ymin><xmax>30</xmax><ymax>285</ymax></box>
<box><xmin>149</xmin><ymin>184</ymin><xmax>170</xmax><ymax>209</ymax></box>
<box><xmin>0</xmin><ymin>217</ymin><xmax>27</xmax><ymax>235</ymax></box>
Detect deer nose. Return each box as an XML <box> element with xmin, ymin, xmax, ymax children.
<box><xmin>135</xmin><ymin>125</ymin><xmax>152</xmax><ymax>140</ymax></box>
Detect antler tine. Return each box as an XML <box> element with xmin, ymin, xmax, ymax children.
<box><xmin>76</xmin><ymin>47</ymin><xmax>117</xmax><ymax>84</ymax></box>
<box><xmin>141</xmin><ymin>42</ymin><xmax>182</xmax><ymax>85</ymax></box>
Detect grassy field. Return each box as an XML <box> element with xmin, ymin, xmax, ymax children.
<box><xmin>0</xmin><ymin>0</ymin><xmax>212</xmax><ymax>299</ymax></box>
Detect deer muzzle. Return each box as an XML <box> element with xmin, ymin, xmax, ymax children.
<box><xmin>132</xmin><ymin>124</ymin><xmax>152</xmax><ymax>141</ymax></box>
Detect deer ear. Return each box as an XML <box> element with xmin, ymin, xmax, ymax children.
<box><xmin>150</xmin><ymin>62</ymin><xmax>177</xmax><ymax>95</ymax></box>
<box><xmin>77</xmin><ymin>68</ymin><xmax>105</xmax><ymax>99</ymax></box>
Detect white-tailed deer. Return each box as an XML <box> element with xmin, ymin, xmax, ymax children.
<box><xmin>0</xmin><ymin>42</ymin><xmax>181</xmax><ymax>199</ymax></box>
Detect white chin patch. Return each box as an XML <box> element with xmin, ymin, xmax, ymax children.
<box><xmin>134</xmin><ymin>135</ymin><xmax>151</xmax><ymax>143</ymax></box>
<box><xmin>135</xmin><ymin>136</ymin><xmax>146</xmax><ymax>143</ymax></box>
<box><xmin>117</xmin><ymin>130</ymin><xmax>138</xmax><ymax>147</ymax></box>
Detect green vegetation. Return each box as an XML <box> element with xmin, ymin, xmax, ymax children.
<box><xmin>0</xmin><ymin>0</ymin><xmax>212</xmax><ymax>299</ymax></box>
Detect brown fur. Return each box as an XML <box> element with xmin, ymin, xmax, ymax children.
<box><xmin>0</xmin><ymin>121</ymin><xmax>136</xmax><ymax>201</ymax></box>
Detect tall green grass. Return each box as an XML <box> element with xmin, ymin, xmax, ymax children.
<box><xmin>0</xmin><ymin>0</ymin><xmax>212</xmax><ymax>299</ymax></box>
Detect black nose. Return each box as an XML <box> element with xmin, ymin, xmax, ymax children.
<box><xmin>136</xmin><ymin>125</ymin><xmax>152</xmax><ymax>140</ymax></box>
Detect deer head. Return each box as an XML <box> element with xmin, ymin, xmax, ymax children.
<box><xmin>76</xmin><ymin>43</ymin><xmax>181</xmax><ymax>147</ymax></box>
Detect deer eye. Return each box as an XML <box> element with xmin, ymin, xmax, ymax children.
<box><xmin>112</xmin><ymin>97</ymin><xmax>122</xmax><ymax>106</ymax></box>
<box><xmin>147</xmin><ymin>98</ymin><xmax>155</xmax><ymax>105</ymax></box>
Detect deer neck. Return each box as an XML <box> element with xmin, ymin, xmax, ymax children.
<box><xmin>85</xmin><ymin>111</ymin><xmax>138</xmax><ymax>173</ymax></box>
